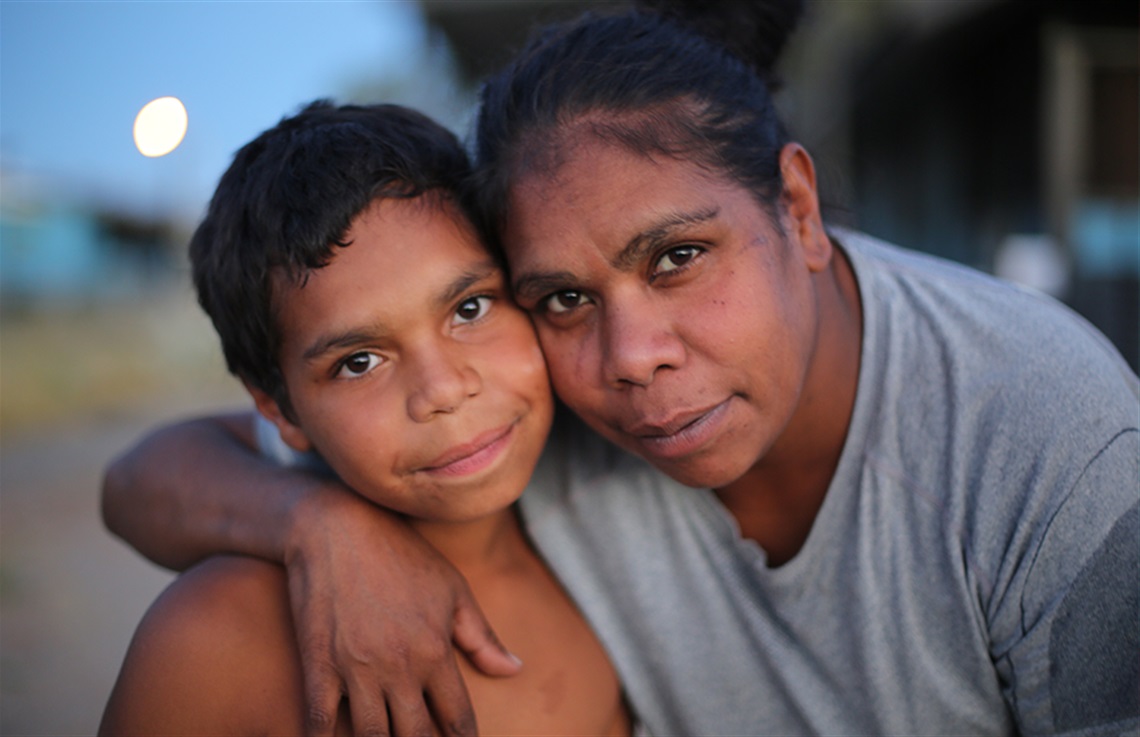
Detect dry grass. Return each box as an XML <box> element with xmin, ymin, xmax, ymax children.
<box><xmin>0</xmin><ymin>282</ymin><xmax>246</xmax><ymax>443</ymax></box>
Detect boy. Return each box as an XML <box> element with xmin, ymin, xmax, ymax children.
<box><xmin>98</xmin><ymin>101</ymin><xmax>631</xmax><ymax>736</ymax></box>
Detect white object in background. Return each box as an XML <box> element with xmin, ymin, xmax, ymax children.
<box><xmin>133</xmin><ymin>96</ymin><xmax>188</xmax><ymax>158</ymax></box>
<box><xmin>994</xmin><ymin>234</ymin><xmax>1070</xmax><ymax>297</ymax></box>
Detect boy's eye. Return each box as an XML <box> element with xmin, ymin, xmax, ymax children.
<box><xmin>336</xmin><ymin>351</ymin><xmax>383</xmax><ymax>378</ymax></box>
<box><xmin>543</xmin><ymin>290</ymin><xmax>591</xmax><ymax>314</ymax></box>
<box><xmin>453</xmin><ymin>296</ymin><xmax>491</xmax><ymax>325</ymax></box>
<box><xmin>654</xmin><ymin>245</ymin><xmax>701</xmax><ymax>275</ymax></box>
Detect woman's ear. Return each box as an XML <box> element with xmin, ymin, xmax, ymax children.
<box><xmin>779</xmin><ymin>142</ymin><xmax>831</xmax><ymax>273</ymax></box>
<box><xmin>243</xmin><ymin>381</ymin><xmax>313</xmax><ymax>454</ymax></box>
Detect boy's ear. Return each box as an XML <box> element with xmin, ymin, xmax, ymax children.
<box><xmin>243</xmin><ymin>380</ymin><xmax>313</xmax><ymax>454</ymax></box>
<box><xmin>778</xmin><ymin>142</ymin><xmax>831</xmax><ymax>273</ymax></box>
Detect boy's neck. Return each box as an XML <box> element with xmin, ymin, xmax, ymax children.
<box><xmin>409</xmin><ymin>506</ymin><xmax>529</xmax><ymax>576</ymax></box>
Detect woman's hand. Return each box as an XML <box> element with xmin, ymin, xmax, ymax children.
<box><xmin>282</xmin><ymin>484</ymin><xmax>522</xmax><ymax>737</ymax></box>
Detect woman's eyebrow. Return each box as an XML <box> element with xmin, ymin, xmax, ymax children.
<box><xmin>512</xmin><ymin>270</ymin><xmax>578</xmax><ymax>302</ymax></box>
<box><xmin>611</xmin><ymin>207</ymin><xmax>719</xmax><ymax>271</ymax></box>
<box><xmin>512</xmin><ymin>208</ymin><xmax>720</xmax><ymax>300</ymax></box>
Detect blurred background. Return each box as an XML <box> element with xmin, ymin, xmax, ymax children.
<box><xmin>1</xmin><ymin>1</ymin><xmax>1136</xmax><ymax>733</ymax></box>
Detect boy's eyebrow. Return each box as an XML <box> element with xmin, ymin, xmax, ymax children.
<box><xmin>302</xmin><ymin>259</ymin><xmax>501</xmax><ymax>362</ymax></box>
<box><xmin>302</xmin><ymin>328</ymin><xmax>380</xmax><ymax>363</ymax></box>
<box><xmin>512</xmin><ymin>207</ymin><xmax>719</xmax><ymax>300</ymax></box>
<box><xmin>435</xmin><ymin>260</ymin><xmax>499</xmax><ymax>309</ymax></box>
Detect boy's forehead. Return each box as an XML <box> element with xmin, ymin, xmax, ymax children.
<box><xmin>276</xmin><ymin>192</ymin><xmax>490</xmax><ymax>279</ymax></box>
<box><xmin>275</xmin><ymin>194</ymin><xmax>501</xmax><ymax>310</ymax></box>
<box><xmin>352</xmin><ymin>191</ymin><xmax>482</xmax><ymax>242</ymax></box>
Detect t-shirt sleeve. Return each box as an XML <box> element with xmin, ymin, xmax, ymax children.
<box><xmin>1004</xmin><ymin>429</ymin><xmax>1139</xmax><ymax>735</ymax></box>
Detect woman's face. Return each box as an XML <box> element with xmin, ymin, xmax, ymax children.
<box><xmin>503</xmin><ymin>137</ymin><xmax>832</xmax><ymax>489</ymax></box>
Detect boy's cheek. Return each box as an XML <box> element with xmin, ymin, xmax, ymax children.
<box><xmin>483</xmin><ymin>317</ymin><xmax>549</xmax><ymax>382</ymax></box>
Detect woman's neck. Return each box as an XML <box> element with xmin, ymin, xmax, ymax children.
<box><xmin>716</xmin><ymin>238</ymin><xmax>863</xmax><ymax>566</ymax></box>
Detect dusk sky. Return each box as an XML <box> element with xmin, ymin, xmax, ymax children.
<box><xmin>1</xmin><ymin>1</ymin><xmax>444</xmax><ymax>222</ymax></box>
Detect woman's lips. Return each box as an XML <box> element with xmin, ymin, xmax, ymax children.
<box><xmin>627</xmin><ymin>398</ymin><xmax>733</xmax><ymax>461</ymax></box>
<box><xmin>419</xmin><ymin>422</ymin><xmax>516</xmax><ymax>477</ymax></box>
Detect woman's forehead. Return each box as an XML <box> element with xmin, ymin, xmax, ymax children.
<box><xmin>501</xmin><ymin>139</ymin><xmax>776</xmax><ymax>273</ymax></box>
<box><xmin>506</xmin><ymin>136</ymin><xmax>741</xmax><ymax>225</ymax></box>
<box><xmin>505</xmin><ymin>101</ymin><xmax>712</xmax><ymax>181</ymax></box>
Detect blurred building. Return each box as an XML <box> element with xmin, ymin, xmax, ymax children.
<box><xmin>849</xmin><ymin>0</ymin><xmax>1138</xmax><ymax>369</ymax></box>
<box><xmin>418</xmin><ymin>0</ymin><xmax>1139</xmax><ymax>370</ymax></box>
<box><xmin>0</xmin><ymin>170</ymin><xmax>182</xmax><ymax>309</ymax></box>
<box><xmin>421</xmin><ymin>0</ymin><xmax>603</xmax><ymax>84</ymax></box>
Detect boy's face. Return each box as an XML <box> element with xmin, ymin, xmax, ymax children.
<box><xmin>257</xmin><ymin>195</ymin><xmax>553</xmax><ymax>523</ymax></box>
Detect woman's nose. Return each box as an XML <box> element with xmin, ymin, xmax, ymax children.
<box><xmin>600</xmin><ymin>299</ymin><xmax>685</xmax><ymax>388</ymax></box>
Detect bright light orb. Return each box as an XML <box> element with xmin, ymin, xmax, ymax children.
<box><xmin>133</xmin><ymin>96</ymin><xmax>188</xmax><ymax>157</ymax></box>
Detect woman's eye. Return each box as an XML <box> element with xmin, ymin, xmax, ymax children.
<box><xmin>654</xmin><ymin>245</ymin><xmax>701</xmax><ymax>274</ymax></box>
<box><xmin>336</xmin><ymin>351</ymin><xmax>382</xmax><ymax>378</ymax></box>
<box><xmin>453</xmin><ymin>296</ymin><xmax>491</xmax><ymax>325</ymax></box>
<box><xmin>543</xmin><ymin>290</ymin><xmax>590</xmax><ymax>314</ymax></box>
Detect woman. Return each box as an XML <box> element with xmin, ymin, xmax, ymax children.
<box><xmin>103</xmin><ymin>3</ymin><xmax>1140</xmax><ymax>735</ymax></box>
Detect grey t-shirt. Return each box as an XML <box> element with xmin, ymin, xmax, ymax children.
<box><xmin>518</xmin><ymin>231</ymin><xmax>1140</xmax><ymax>736</ymax></box>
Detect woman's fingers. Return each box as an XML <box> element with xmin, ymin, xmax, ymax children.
<box><xmin>452</xmin><ymin>592</ymin><xmax>522</xmax><ymax>678</ymax></box>
<box><xmin>424</xmin><ymin>660</ymin><xmax>479</xmax><ymax>737</ymax></box>
<box><xmin>300</xmin><ymin>655</ymin><xmax>345</xmax><ymax>737</ymax></box>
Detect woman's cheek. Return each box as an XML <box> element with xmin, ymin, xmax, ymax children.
<box><xmin>540</xmin><ymin>329</ymin><xmax>599</xmax><ymax>399</ymax></box>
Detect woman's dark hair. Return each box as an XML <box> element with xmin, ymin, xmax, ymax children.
<box><xmin>473</xmin><ymin>0</ymin><xmax>804</xmax><ymax>237</ymax></box>
<box><xmin>190</xmin><ymin>100</ymin><xmax>472</xmax><ymax>417</ymax></box>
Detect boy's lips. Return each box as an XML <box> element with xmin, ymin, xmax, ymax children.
<box><xmin>418</xmin><ymin>422</ymin><xmax>516</xmax><ymax>477</ymax></box>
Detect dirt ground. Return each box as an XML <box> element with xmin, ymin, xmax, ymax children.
<box><xmin>1</xmin><ymin>288</ymin><xmax>247</xmax><ymax>735</ymax></box>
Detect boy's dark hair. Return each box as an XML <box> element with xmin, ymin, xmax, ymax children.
<box><xmin>190</xmin><ymin>100</ymin><xmax>471</xmax><ymax>418</ymax></box>
<box><xmin>473</xmin><ymin>1</ymin><xmax>803</xmax><ymax>237</ymax></box>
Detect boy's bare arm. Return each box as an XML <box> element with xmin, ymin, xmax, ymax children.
<box><xmin>101</xmin><ymin>413</ymin><xmax>521</xmax><ymax>737</ymax></box>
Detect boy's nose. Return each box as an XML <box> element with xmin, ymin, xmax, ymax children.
<box><xmin>406</xmin><ymin>345</ymin><xmax>482</xmax><ymax>421</ymax></box>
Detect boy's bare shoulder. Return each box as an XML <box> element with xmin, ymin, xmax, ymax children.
<box><xmin>461</xmin><ymin>546</ymin><xmax>632</xmax><ymax>736</ymax></box>
<box><xmin>99</xmin><ymin>556</ymin><xmax>307</xmax><ymax>735</ymax></box>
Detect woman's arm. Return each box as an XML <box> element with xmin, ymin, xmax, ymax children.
<box><xmin>101</xmin><ymin>413</ymin><xmax>520</xmax><ymax>737</ymax></box>
<box><xmin>102</xmin><ymin>412</ymin><xmax>321</xmax><ymax>569</ymax></box>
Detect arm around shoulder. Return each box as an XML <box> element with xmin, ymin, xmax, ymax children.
<box><xmin>101</xmin><ymin>411</ymin><xmax>342</xmax><ymax>570</ymax></box>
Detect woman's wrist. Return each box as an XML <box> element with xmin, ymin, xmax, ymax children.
<box><xmin>280</xmin><ymin>475</ymin><xmax>387</xmax><ymax>568</ymax></box>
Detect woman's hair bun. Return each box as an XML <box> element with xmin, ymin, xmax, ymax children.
<box><xmin>633</xmin><ymin>0</ymin><xmax>805</xmax><ymax>79</ymax></box>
